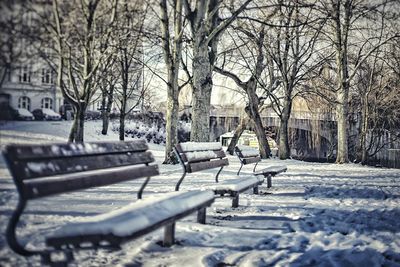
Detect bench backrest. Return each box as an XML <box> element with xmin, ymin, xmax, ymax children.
<box><xmin>3</xmin><ymin>140</ymin><xmax>159</xmax><ymax>200</ymax></box>
<box><xmin>235</xmin><ymin>145</ymin><xmax>261</xmax><ymax>175</ymax></box>
<box><xmin>175</xmin><ymin>142</ymin><xmax>228</xmax><ymax>172</ymax></box>
<box><xmin>174</xmin><ymin>142</ymin><xmax>228</xmax><ymax>190</ymax></box>
<box><xmin>235</xmin><ymin>145</ymin><xmax>261</xmax><ymax>165</ymax></box>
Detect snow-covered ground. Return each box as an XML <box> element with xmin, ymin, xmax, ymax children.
<box><xmin>0</xmin><ymin>121</ymin><xmax>399</xmax><ymax>267</ymax></box>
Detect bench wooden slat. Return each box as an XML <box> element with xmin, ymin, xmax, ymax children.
<box><xmin>186</xmin><ymin>158</ymin><xmax>229</xmax><ymax>173</ymax></box>
<box><xmin>181</xmin><ymin>150</ymin><xmax>226</xmax><ymax>163</ymax></box>
<box><xmin>235</xmin><ymin>146</ymin><xmax>260</xmax><ymax>158</ymax></box>
<box><xmin>212</xmin><ymin>176</ymin><xmax>263</xmax><ymax>194</ymax></box>
<box><xmin>23</xmin><ymin>164</ymin><xmax>159</xmax><ymax>199</ymax></box>
<box><xmin>5</xmin><ymin>140</ymin><xmax>148</xmax><ymax>161</ymax></box>
<box><xmin>176</xmin><ymin>142</ymin><xmax>222</xmax><ymax>153</ymax></box>
<box><xmin>242</xmin><ymin>156</ymin><xmax>261</xmax><ymax>165</ymax></box>
<box><xmin>254</xmin><ymin>166</ymin><xmax>287</xmax><ymax>176</ymax></box>
<box><xmin>17</xmin><ymin>151</ymin><xmax>154</xmax><ymax>180</ymax></box>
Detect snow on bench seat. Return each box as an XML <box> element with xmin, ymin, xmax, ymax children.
<box><xmin>235</xmin><ymin>145</ymin><xmax>287</xmax><ymax>188</ymax></box>
<box><xmin>254</xmin><ymin>165</ymin><xmax>287</xmax><ymax>176</ymax></box>
<box><xmin>211</xmin><ymin>176</ymin><xmax>263</xmax><ymax>193</ymax></box>
<box><xmin>46</xmin><ymin>190</ymin><xmax>214</xmax><ymax>248</ymax></box>
<box><xmin>236</xmin><ymin>145</ymin><xmax>260</xmax><ymax>158</ymax></box>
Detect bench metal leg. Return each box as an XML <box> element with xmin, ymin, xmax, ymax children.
<box><xmin>197</xmin><ymin>207</ymin><xmax>207</xmax><ymax>224</ymax></box>
<box><xmin>267</xmin><ymin>174</ymin><xmax>272</xmax><ymax>188</ymax></box>
<box><xmin>253</xmin><ymin>186</ymin><xmax>259</xmax><ymax>194</ymax></box>
<box><xmin>232</xmin><ymin>194</ymin><xmax>239</xmax><ymax>208</ymax></box>
<box><xmin>163</xmin><ymin>223</ymin><xmax>175</xmax><ymax>247</ymax></box>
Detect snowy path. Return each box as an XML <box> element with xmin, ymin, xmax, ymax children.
<box><xmin>0</xmin><ymin>121</ymin><xmax>399</xmax><ymax>266</ymax></box>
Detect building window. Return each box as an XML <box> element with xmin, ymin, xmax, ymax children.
<box><xmin>19</xmin><ymin>66</ymin><xmax>31</xmax><ymax>83</ymax></box>
<box><xmin>41</xmin><ymin>68</ymin><xmax>53</xmax><ymax>84</ymax></box>
<box><xmin>18</xmin><ymin>96</ymin><xmax>31</xmax><ymax>110</ymax></box>
<box><xmin>41</xmin><ymin>97</ymin><xmax>53</xmax><ymax>109</ymax></box>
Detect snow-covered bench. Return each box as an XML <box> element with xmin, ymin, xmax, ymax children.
<box><xmin>235</xmin><ymin>145</ymin><xmax>287</xmax><ymax>188</ymax></box>
<box><xmin>174</xmin><ymin>142</ymin><xmax>263</xmax><ymax>208</ymax></box>
<box><xmin>3</xmin><ymin>140</ymin><xmax>214</xmax><ymax>266</ymax></box>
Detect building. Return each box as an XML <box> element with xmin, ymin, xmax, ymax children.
<box><xmin>0</xmin><ymin>1</ymin><xmax>143</xmax><ymax>119</ymax></box>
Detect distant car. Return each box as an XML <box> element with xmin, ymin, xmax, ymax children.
<box><xmin>15</xmin><ymin>108</ymin><xmax>34</xmax><ymax>121</ymax></box>
<box><xmin>32</xmin><ymin>108</ymin><xmax>62</xmax><ymax>121</ymax></box>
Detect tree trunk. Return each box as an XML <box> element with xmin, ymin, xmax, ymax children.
<box><xmin>360</xmin><ymin>96</ymin><xmax>369</xmax><ymax>164</ymax></box>
<box><xmin>101</xmin><ymin>110</ymin><xmax>110</xmax><ymax>135</ymax></box>
<box><xmin>101</xmin><ymin>93</ymin><xmax>108</xmax><ymax>135</ymax></box>
<box><xmin>333</xmin><ymin>0</ymin><xmax>351</xmax><ymax>164</ymax></box>
<box><xmin>191</xmin><ymin>45</ymin><xmax>213</xmax><ymax>142</ymax></box>
<box><xmin>252</xmin><ymin>111</ymin><xmax>271</xmax><ymax>159</ymax></box>
<box><xmin>227</xmin><ymin>116</ymin><xmax>249</xmax><ymax>155</ymax></box>
<box><xmin>69</xmin><ymin>106</ymin><xmax>85</xmax><ymax>142</ymax></box>
<box><xmin>279</xmin><ymin>99</ymin><xmax>292</xmax><ymax>159</ymax></box>
<box><xmin>68</xmin><ymin>116</ymin><xmax>77</xmax><ymax>142</ymax></box>
<box><xmin>164</xmin><ymin>89</ymin><xmax>179</xmax><ymax>163</ymax></box>
<box><xmin>119</xmin><ymin>109</ymin><xmax>126</xmax><ymax>141</ymax></box>
<box><xmin>279</xmin><ymin>116</ymin><xmax>290</xmax><ymax>159</ymax></box>
<box><xmin>336</xmin><ymin>88</ymin><xmax>349</xmax><ymax>163</ymax></box>
<box><xmin>246</xmin><ymin>79</ymin><xmax>271</xmax><ymax>159</ymax></box>
<box><xmin>160</xmin><ymin>0</ymin><xmax>183</xmax><ymax>163</ymax></box>
<box><xmin>101</xmin><ymin>87</ymin><xmax>114</xmax><ymax>135</ymax></box>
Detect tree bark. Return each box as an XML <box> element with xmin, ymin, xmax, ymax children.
<box><xmin>360</xmin><ymin>98</ymin><xmax>369</xmax><ymax>164</ymax></box>
<box><xmin>331</xmin><ymin>0</ymin><xmax>351</xmax><ymax>164</ymax></box>
<box><xmin>160</xmin><ymin>0</ymin><xmax>184</xmax><ymax>163</ymax></box>
<box><xmin>191</xmin><ymin>45</ymin><xmax>213</xmax><ymax>141</ymax></box>
<box><xmin>164</xmin><ymin>88</ymin><xmax>179</xmax><ymax>163</ymax></box>
<box><xmin>335</xmin><ymin>88</ymin><xmax>349</xmax><ymax>163</ymax></box>
<box><xmin>119</xmin><ymin>102</ymin><xmax>126</xmax><ymax>141</ymax></box>
<box><xmin>278</xmin><ymin>94</ymin><xmax>292</xmax><ymax>159</ymax></box>
<box><xmin>246</xmin><ymin>78</ymin><xmax>271</xmax><ymax>158</ymax></box>
<box><xmin>226</xmin><ymin>116</ymin><xmax>249</xmax><ymax>155</ymax></box>
<box><xmin>69</xmin><ymin>106</ymin><xmax>86</xmax><ymax>142</ymax></box>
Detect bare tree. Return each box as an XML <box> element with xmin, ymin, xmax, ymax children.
<box><xmin>353</xmin><ymin>42</ymin><xmax>400</xmax><ymax>164</ymax></box>
<box><xmin>47</xmin><ymin>0</ymin><xmax>118</xmax><ymax>142</ymax></box>
<box><xmin>183</xmin><ymin>0</ymin><xmax>252</xmax><ymax>142</ymax></box>
<box><xmin>159</xmin><ymin>0</ymin><xmax>185</xmax><ymax>163</ymax></box>
<box><xmin>113</xmin><ymin>1</ymin><xmax>148</xmax><ymax>141</ymax></box>
<box><xmin>97</xmin><ymin>56</ymin><xmax>118</xmax><ymax>135</ymax></box>
<box><xmin>265</xmin><ymin>1</ymin><xmax>325</xmax><ymax>159</ymax></box>
<box><xmin>215</xmin><ymin>26</ymin><xmax>272</xmax><ymax>158</ymax></box>
<box><xmin>319</xmin><ymin>0</ymin><xmax>399</xmax><ymax>163</ymax></box>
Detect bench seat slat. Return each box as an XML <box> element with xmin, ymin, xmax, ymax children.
<box><xmin>181</xmin><ymin>150</ymin><xmax>226</xmax><ymax>163</ymax></box>
<box><xmin>235</xmin><ymin>146</ymin><xmax>260</xmax><ymax>158</ymax></box>
<box><xmin>6</xmin><ymin>140</ymin><xmax>148</xmax><ymax>161</ymax></box>
<box><xmin>211</xmin><ymin>176</ymin><xmax>262</xmax><ymax>192</ymax></box>
<box><xmin>187</xmin><ymin>158</ymin><xmax>229</xmax><ymax>173</ymax></box>
<box><xmin>254</xmin><ymin>166</ymin><xmax>287</xmax><ymax>176</ymax></box>
<box><xmin>46</xmin><ymin>190</ymin><xmax>215</xmax><ymax>248</ymax></box>
<box><xmin>24</xmin><ymin>164</ymin><xmax>159</xmax><ymax>199</ymax></box>
<box><xmin>19</xmin><ymin>151</ymin><xmax>155</xmax><ymax>179</ymax></box>
<box><xmin>242</xmin><ymin>156</ymin><xmax>261</xmax><ymax>165</ymax></box>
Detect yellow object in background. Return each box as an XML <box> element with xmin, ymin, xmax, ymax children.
<box><xmin>249</xmin><ymin>140</ymin><xmax>258</xmax><ymax>148</ymax></box>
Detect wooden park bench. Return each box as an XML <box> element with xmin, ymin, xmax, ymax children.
<box><xmin>3</xmin><ymin>140</ymin><xmax>214</xmax><ymax>266</ymax></box>
<box><xmin>174</xmin><ymin>142</ymin><xmax>263</xmax><ymax>208</ymax></box>
<box><xmin>235</xmin><ymin>145</ymin><xmax>287</xmax><ymax>188</ymax></box>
